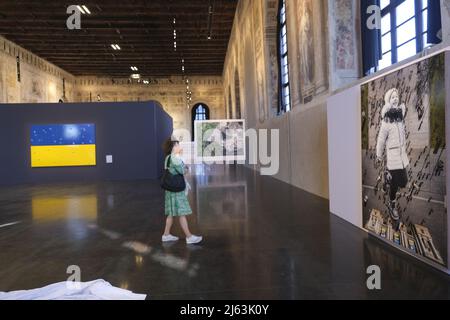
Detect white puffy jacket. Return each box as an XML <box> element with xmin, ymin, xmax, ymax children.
<box><xmin>376</xmin><ymin>104</ymin><xmax>410</xmax><ymax>170</ymax></box>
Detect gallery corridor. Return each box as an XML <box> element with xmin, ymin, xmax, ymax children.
<box><xmin>0</xmin><ymin>165</ymin><xmax>448</xmax><ymax>300</ymax></box>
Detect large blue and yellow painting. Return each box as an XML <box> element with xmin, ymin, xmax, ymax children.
<box><xmin>30</xmin><ymin>124</ymin><xmax>96</xmax><ymax>168</ymax></box>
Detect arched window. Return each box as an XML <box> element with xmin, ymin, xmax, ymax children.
<box><xmin>228</xmin><ymin>89</ymin><xmax>233</xmax><ymax>119</ymax></box>
<box><xmin>235</xmin><ymin>70</ymin><xmax>242</xmax><ymax>119</ymax></box>
<box><xmin>193</xmin><ymin>104</ymin><xmax>209</xmax><ymax>121</ymax></box>
<box><xmin>277</xmin><ymin>0</ymin><xmax>291</xmax><ymax>114</ymax></box>
<box><xmin>191</xmin><ymin>103</ymin><xmax>210</xmax><ymax>141</ymax></box>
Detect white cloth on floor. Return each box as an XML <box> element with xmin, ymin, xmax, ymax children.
<box><xmin>0</xmin><ymin>280</ymin><xmax>147</xmax><ymax>300</ymax></box>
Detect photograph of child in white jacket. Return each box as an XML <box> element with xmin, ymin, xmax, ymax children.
<box><xmin>362</xmin><ymin>53</ymin><xmax>447</xmax><ymax>268</ymax></box>
<box><xmin>376</xmin><ymin>88</ymin><xmax>410</xmax><ymax>221</ymax></box>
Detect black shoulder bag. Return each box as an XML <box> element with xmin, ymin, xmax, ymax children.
<box><xmin>160</xmin><ymin>155</ymin><xmax>186</xmax><ymax>192</ymax></box>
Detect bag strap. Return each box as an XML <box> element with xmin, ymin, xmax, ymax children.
<box><xmin>165</xmin><ymin>155</ymin><xmax>183</xmax><ymax>175</ymax></box>
<box><xmin>164</xmin><ymin>155</ymin><xmax>171</xmax><ymax>170</ymax></box>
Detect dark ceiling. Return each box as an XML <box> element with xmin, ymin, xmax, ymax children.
<box><xmin>0</xmin><ymin>0</ymin><xmax>238</xmax><ymax>77</ymax></box>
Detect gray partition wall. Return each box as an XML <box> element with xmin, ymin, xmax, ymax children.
<box><xmin>0</xmin><ymin>101</ymin><xmax>173</xmax><ymax>185</ymax></box>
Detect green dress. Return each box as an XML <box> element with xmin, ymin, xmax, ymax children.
<box><xmin>164</xmin><ymin>155</ymin><xmax>192</xmax><ymax>217</ymax></box>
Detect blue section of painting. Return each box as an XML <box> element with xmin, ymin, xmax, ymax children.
<box><xmin>30</xmin><ymin>124</ymin><xmax>96</xmax><ymax>146</ymax></box>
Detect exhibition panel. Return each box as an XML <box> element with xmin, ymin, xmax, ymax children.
<box><xmin>194</xmin><ymin>120</ymin><xmax>246</xmax><ymax>162</ymax></box>
<box><xmin>362</xmin><ymin>52</ymin><xmax>447</xmax><ymax>269</ymax></box>
<box><xmin>328</xmin><ymin>49</ymin><xmax>450</xmax><ymax>274</ymax></box>
<box><xmin>327</xmin><ymin>86</ymin><xmax>362</xmax><ymax>228</ymax></box>
<box><xmin>0</xmin><ymin>101</ymin><xmax>172</xmax><ymax>185</ymax></box>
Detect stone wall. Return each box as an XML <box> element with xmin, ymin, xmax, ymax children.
<box><xmin>74</xmin><ymin>76</ymin><xmax>225</xmax><ymax>136</ymax></box>
<box><xmin>0</xmin><ymin>36</ymin><xmax>76</xmax><ymax>104</ymax></box>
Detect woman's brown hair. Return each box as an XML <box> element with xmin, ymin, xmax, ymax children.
<box><xmin>163</xmin><ymin>138</ymin><xmax>179</xmax><ymax>156</ymax></box>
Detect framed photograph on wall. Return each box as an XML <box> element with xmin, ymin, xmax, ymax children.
<box><xmin>361</xmin><ymin>52</ymin><xmax>448</xmax><ymax>270</ymax></box>
<box><xmin>30</xmin><ymin>123</ymin><xmax>96</xmax><ymax>168</ymax></box>
<box><xmin>194</xmin><ymin>119</ymin><xmax>246</xmax><ymax>163</ymax></box>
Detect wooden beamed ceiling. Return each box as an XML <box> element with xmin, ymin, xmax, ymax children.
<box><xmin>0</xmin><ymin>0</ymin><xmax>238</xmax><ymax>77</ymax></box>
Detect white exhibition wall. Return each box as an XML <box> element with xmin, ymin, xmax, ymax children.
<box><xmin>327</xmin><ymin>85</ymin><xmax>362</xmax><ymax>228</ymax></box>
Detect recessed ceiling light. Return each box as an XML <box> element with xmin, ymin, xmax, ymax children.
<box><xmin>82</xmin><ymin>5</ymin><xmax>91</xmax><ymax>14</ymax></box>
<box><xmin>111</xmin><ymin>44</ymin><xmax>121</xmax><ymax>50</ymax></box>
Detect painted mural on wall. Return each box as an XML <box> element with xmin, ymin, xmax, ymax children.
<box><xmin>294</xmin><ymin>0</ymin><xmax>328</xmax><ymax>104</ymax></box>
<box><xmin>228</xmin><ymin>87</ymin><xmax>233</xmax><ymax>119</ymax></box>
<box><xmin>268</xmin><ymin>45</ymin><xmax>278</xmax><ymax>113</ymax></box>
<box><xmin>254</xmin><ymin>0</ymin><xmax>267</xmax><ymax>123</ymax></box>
<box><xmin>25</xmin><ymin>72</ymin><xmax>45</xmax><ymax>103</ymax></box>
<box><xmin>297</xmin><ymin>0</ymin><xmax>314</xmax><ymax>87</ymax></box>
<box><xmin>234</xmin><ymin>70</ymin><xmax>242</xmax><ymax>119</ymax></box>
<box><xmin>334</xmin><ymin>0</ymin><xmax>356</xmax><ymax>70</ymax></box>
<box><xmin>361</xmin><ymin>53</ymin><xmax>447</xmax><ymax>269</ymax></box>
<box><xmin>266</xmin><ymin>0</ymin><xmax>279</xmax><ymax>115</ymax></box>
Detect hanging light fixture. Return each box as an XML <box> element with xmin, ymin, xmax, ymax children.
<box><xmin>173</xmin><ymin>17</ymin><xmax>177</xmax><ymax>52</ymax></box>
<box><xmin>207</xmin><ymin>0</ymin><xmax>215</xmax><ymax>40</ymax></box>
<box><xmin>182</xmin><ymin>58</ymin><xmax>192</xmax><ymax>109</ymax></box>
<box><xmin>174</xmin><ymin>16</ymin><xmax>192</xmax><ymax>109</ymax></box>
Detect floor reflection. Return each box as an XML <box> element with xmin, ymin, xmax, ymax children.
<box><xmin>121</xmin><ymin>241</ymin><xmax>199</xmax><ymax>278</ymax></box>
<box><xmin>87</xmin><ymin>224</ymin><xmax>121</xmax><ymax>240</ymax></box>
<box><xmin>31</xmin><ymin>191</ymin><xmax>98</xmax><ymax>241</ymax></box>
<box><xmin>0</xmin><ymin>221</ymin><xmax>21</xmax><ymax>229</ymax></box>
<box><xmin>32</xmin><ymin>194</ymin><xmax>97</xmax><ymax>222</ymax></box>
<box><xmin>363</xmin><ymin>238</ymin><xmax>449</xmax><ymax>298</ymax></box>
<box><xmin>0</xmin><ymin>165</ymin><xmax>448</xmax><ymax>299</ymax></box>
<box><xmin>196</xmin><ymin>183</ymin><xmax>248</xmax><ymax>222</ymax></box>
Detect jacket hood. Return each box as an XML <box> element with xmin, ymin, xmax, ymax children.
<box><xmin>381</xmin><ymin>88</ymin><xmax>405</xmax><ymax>119</ymax></box>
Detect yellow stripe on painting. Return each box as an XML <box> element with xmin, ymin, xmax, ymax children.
<box><xmin>31</xmin><ymin>145</ymin><xmax>96</xmax><ymax>168</ymax></box>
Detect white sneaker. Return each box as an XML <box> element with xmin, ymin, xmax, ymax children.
<box><xmin>186</xmin><ymin>235</ymin><xmax>203</xmax><ymax>245</ymax></box>
<box><xmin>162</xmin><ymin>235</ymin><xmax>179</xmax><ymax>242</ymax></box>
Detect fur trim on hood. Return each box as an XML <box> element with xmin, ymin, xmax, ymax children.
<box><xmin>381</xmin><ymin>88</ymin><xmax>405</xmax><ymax>120</ymax></box>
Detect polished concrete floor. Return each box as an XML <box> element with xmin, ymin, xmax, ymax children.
<box><xmin>0</xmin><ymin>165</ymin><xmax>449</xmax><ymax>300</ymax></box>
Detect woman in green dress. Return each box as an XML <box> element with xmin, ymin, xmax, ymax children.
<box><xmin>162</xmin><ymin>139</ymin><xmax>202</xmax><ymax>245</ymax></box>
